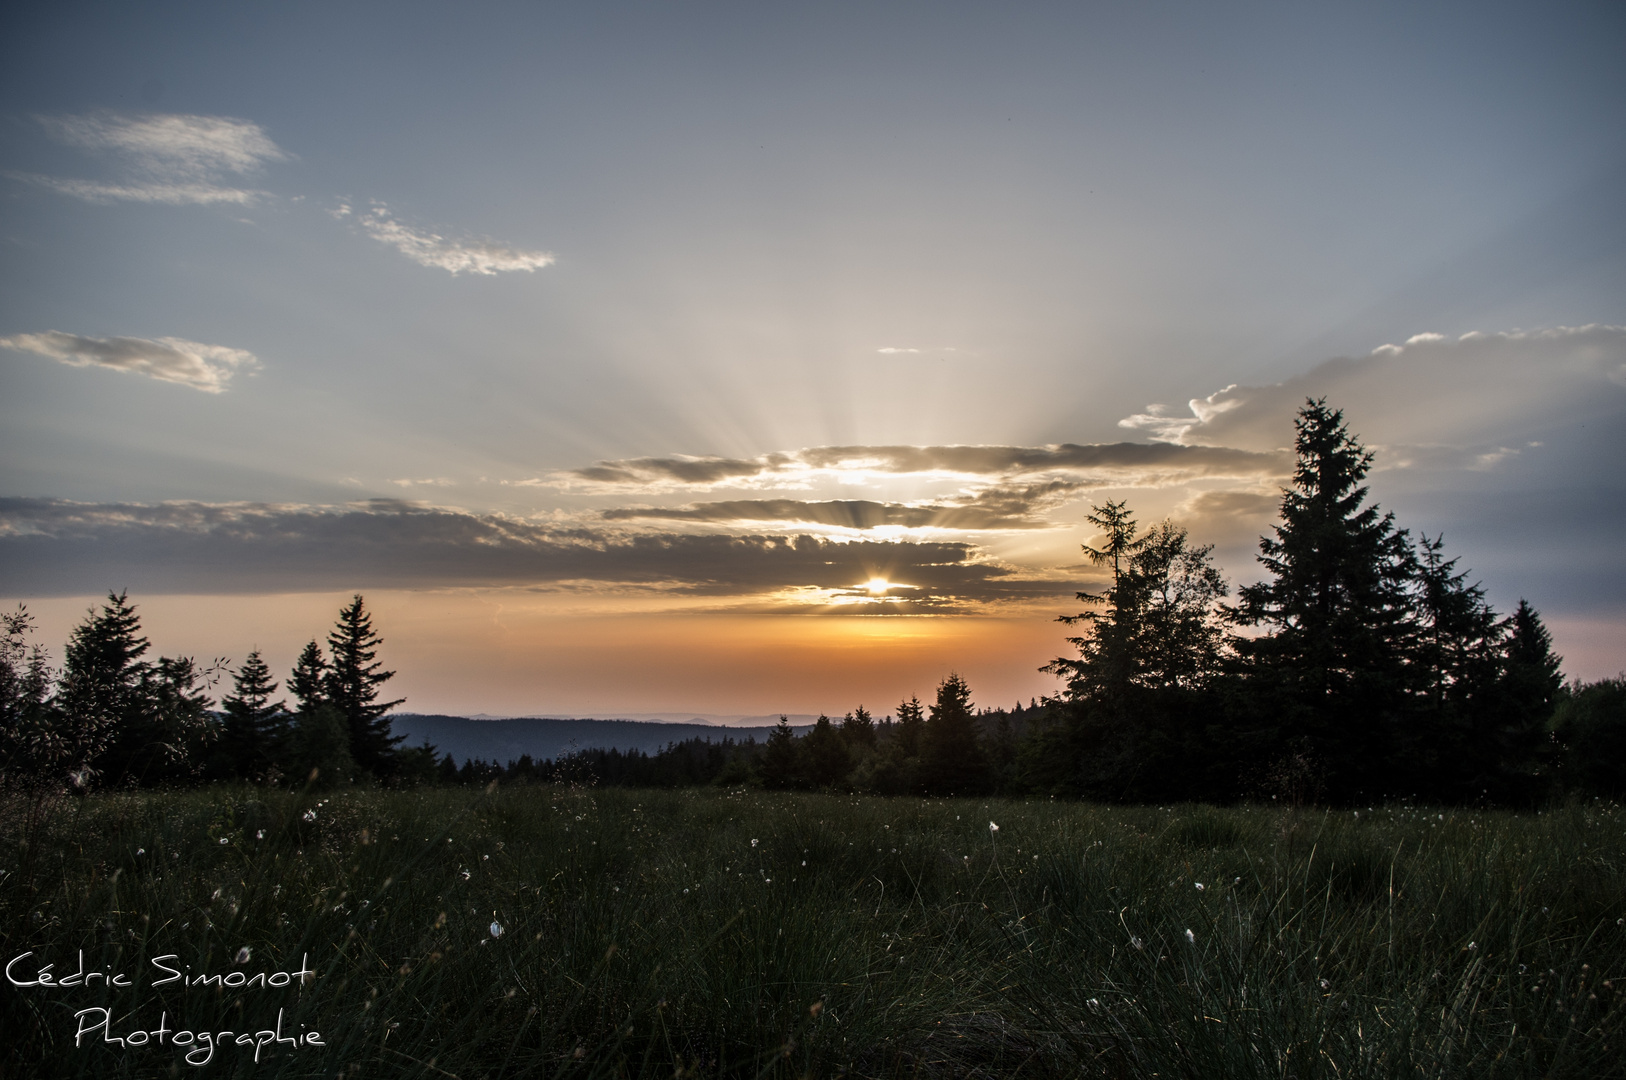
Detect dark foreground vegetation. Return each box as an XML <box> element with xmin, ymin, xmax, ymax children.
<box><xmin>4</xmin><ymin>786</ymin><xmax>1623</xmax><ymax>1078</ymax></box>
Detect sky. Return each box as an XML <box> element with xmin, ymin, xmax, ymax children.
<box><xmin>2</xmin><ymin>0</ymin><xmax>1623</xmax><ymax>719</ymax></box>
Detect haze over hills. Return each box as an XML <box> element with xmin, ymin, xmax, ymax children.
<box><xmin>458</xmin><ymin>712</ymin><xmax>824</xmax><ymax>727</ymax></box>
<box><xmin>387</xmin><ymin>714</ymin><xmax>819</xmax><ymax>767</ymax></box>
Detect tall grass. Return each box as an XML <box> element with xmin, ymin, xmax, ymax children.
<box><xmin>3</xmin><ymin>786</ymin><xmax>1622</xmax><ymax>1078</ymax></box>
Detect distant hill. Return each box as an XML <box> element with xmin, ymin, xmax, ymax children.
<box><xmin>388</xmin><ymin>714</ymin><xmax>813</xmax><ymax>766</ymax></box>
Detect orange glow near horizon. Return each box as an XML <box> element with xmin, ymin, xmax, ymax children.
<box><xmin>5</xmin><ymin>589</ymin><xmax>1067</xmax><ymax>719</ymax></box>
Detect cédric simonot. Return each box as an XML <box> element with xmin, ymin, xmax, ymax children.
<box><xmin>7</xmin><ymin>950</ymin><xmax>323</xmax><ymax>1065</ymax></box>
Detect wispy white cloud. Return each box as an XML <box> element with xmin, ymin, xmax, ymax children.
<box><xmin>0</xmin><ymin>331</ymin><xmax>258</xmax><ymax>392</ymax></box>
<box><xmin>41</xmin><ymin>112</ymin><xmax>287</xmax><ymax>176</ymax></box>
<box><xmin>359</xmin><ymin>203</ymin><xmax>554</xmax><ymax>275</ymax></box>
<box><xmin>4</xmin><ymin>172</ymin><xmax>263</xmax><ymax>205</ymax></box>
<box><xmin>877</xmin><ymin>347</ymin><xmax>920</xmax><ymax>354</ymax></box>
<box><xmin>22</xmin><ymin>111</ymin><xmax>288</xmax><ymax>206</ymax></box>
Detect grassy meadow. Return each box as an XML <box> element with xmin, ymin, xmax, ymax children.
<box><xmin>3</xmin><ymin>785</ymin><xmax>1623</xmax><ymax>1079</ymax></box>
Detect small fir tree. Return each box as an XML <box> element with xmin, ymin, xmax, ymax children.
<box><xmin>759</xmin><ymin>716</ymin><xmax>802</xmax><ymax>790</ymax></box>
<box><xmin>894</xmin><ymin>695</ymin><xmax>925</xmax><ymax>757</ymax></box>
<box><xmin>289</xmin><ymin>640</ymin><xmax>329</xmax><ymax>713</ymax></box>
<box><xmin>218</xmin><ymin>650</ymin><xmax>290</xmax><ymax>781</ymax></box>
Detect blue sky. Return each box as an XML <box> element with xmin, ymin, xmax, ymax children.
<box><xmin>2</xmin><ymin>1</ymin><xmax>1623</xmax><ymax>715</ymax></box>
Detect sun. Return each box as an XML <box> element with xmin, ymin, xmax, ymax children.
<box><xmin>865</xmin><ymin>577</ymin><xmax>891</xmax><ymax>595</ymax></box>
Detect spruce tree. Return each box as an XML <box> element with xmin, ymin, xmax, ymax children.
<box><xmin>63</xmin><ymin>592</ymin><xmax>214</xmax><ymax>785</ymax></box>
<box><xmin>0</xmin><ymin>606</ymin><xmax>96</xmax><ymax>792</ymax></box>
<box><xmin>1045</xmin><ymin>501</ymin><xmax>1148</xmax><ymax>707</ymax></box>
<box><xmin>840</xmin><ymin>706</ymin><xmax>876</xmax><ymax>749</ymax></box>
<box><xmin>219</xmin><ymin>650</ymin><xmax>290</xmax><ymax>781</ymax></box>
<box><xmin>289</xmin><ymin>640</ymin><xmax>329</xmax><ymax>713</ymax></box>
<box><xmin>1233</xmin><ymin>400</ymin><xmax>1417</xmax><ymax>800</ymax></box>
<box><xmin>324</xmin><ymin>596</ymin><xmax>405</xmax><ymax>776</ymax></box>
<box><xmin>894</xmin><ymin>695</ymin><xmax>925</xmax><ymax>757</ymax></box>
<box><xmin>59</xmin><ymin>591</ymin><xmax>149</xmax><ymax>751</ymax></box>
<box><xmin>803</xmin><ymin>715</ymin><xmax>850</xmax><ymax>788</ymax></box>
<box><xmin>921</xmin><ymin>673</ymin><xmax>986</xmax><ymax>795</ymax></box>
<box><xmin>1407</xmin><ymin>533</ymin><xmax>1504</xmax><ymax>799</ymax></box>
<box><xmin>759</xmin><ymin>715</ymin><xmax>801</xmax><ymax>789</ymax></box>
<box><xmin>1488</xmin><ymin>600</ymin><xmax>1564</xmax><ymax>802</ymax></box>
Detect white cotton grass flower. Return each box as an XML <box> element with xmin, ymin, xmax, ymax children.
<box><xmin>256</xmin><ymin>830</ymin><xmax>265</xmax><ymax>840</ymax></box>
<box><xmin>751</xmin><ymin>838</ymin><xmax>758</xmax><ymax>847</ymax></box>
<box><xmin>303</xmin><ymin>809</ymin><xmax>317</xmax><ymax>823</ymax></box>
<box><xmin>490</xmin><ymin>920</ymin><xmax>504</xmax><ymax>938</ymax></box>
<box><xmin>1185</xmin><ymin>929</ymin><xmax>1196</xmax><ymax>945</ymax></box>
<box><xmin>1130</xmin><ymin>936</ymin><xmax>1144</xmax><ymax>950</ymax></box>
<box><xmin>989</xmin><ymin>821</ymin><xmax>999</xmax><ymax>833</ymax></box>
<box><xmin>219</xmin><ymin>837</ymin><xmax>230</xmax><ymax>845</ymax></box>
<box><xmin>1195</xmin><ymin>882</ymin><xmax>1205</xmax><ymax>891</ymax></box>
<box><xmin>235</xmin><ymin>947</ymin><xmax>251</xmax><ymax>965</ymax></box>
<box><xmin>460</xmin><ymin>869</ymin><xmax>471</xmax><ymax>881</ymax></box>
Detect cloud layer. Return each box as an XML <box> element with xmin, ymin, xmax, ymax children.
<box><xmin>0</xmin><ymin>499</ymin><xmax>1063</xmax><ymax>608</ymax></box>
<box><xmin>0</xmin><ymin>332</ymin><xmax>258</xmax><ymax>392</ymax></box>
<box><xmin>354</xmin><ymin>203</ymin><xmax>555</xmax><ymax>275</ymax></box>
<box><xmin>23</xmin><ymin>111</ymin><xmax>287</xmax><ymax>205</ymax></box>
<box><xmin>549</xmin><ymin>442</ymin><xmax>1287</xmax><ymax>492</ymax></box>
<box><xmin>603</xmin><ymin>480</ymin><xmax>1087</xmax><ymax>531</ymax></box>
<box><xmin>1120</xmin><ymin>325</ymin><xmax>1626</xmax><ymax>456</ymax></box>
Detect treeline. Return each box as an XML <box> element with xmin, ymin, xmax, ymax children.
<box><xmin>2</xmin><ymin>400</ymin><xmax>1623</xmax><ymax>806</ymax></box>
<box><xmin>0</xmin><ymin>594</ymin><xmax>437</xmax><ymax>791</ymax></box>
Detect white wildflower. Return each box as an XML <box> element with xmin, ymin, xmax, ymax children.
<box><xmin>1185</xmin><ymin>929</ymin><xmax>1196</xmax><ymax>945</ymax></box>
<box><xmin>989</xmin><ymin>821</ymin><xmax>999</xmax><ymax>833</ymax></box>
<box><xmin>302</xmin><ymin>809</ymin><xmax>317</xmax><ymax>823</ymax></box>
<box><xmin>235</xmin><ymin>947</ymin><xmax>251</xmax><ymax>964</ymax></box>
<box><xmin>460</xmin><ymin>869</ymin><xmax>471</xmax><ymax>881</ymax></box>
<box><xmin>751</xmin><ymin>839</ymin><xmax>758</xmax><ymax>847</ymax></box>
<box><xmin>1195</xmin><ymin>882</ymin><xmax>1205</xmax><ymax>891</ymax></box>
<box><xmin>490</xmin><ymin>921</ymin><xmax>504</xmax><ymax>938</ymax></box>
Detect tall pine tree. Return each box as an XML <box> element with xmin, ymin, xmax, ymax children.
<box><xmin>1233</xmin><ymin>400</ymin><xmax>1417</xmax><ymax>801</ymax></box>
<box><xmin>324</xmin><ymin>596</ymin><xmax>405</xmax><ymax>776</ymax></box>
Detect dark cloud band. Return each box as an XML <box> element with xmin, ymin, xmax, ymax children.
<box><xmin>0</xmin><ymin>498</ymin><xmax>1065</xmax><ymax>604</ymax></box>
<box><xmin>551</xmin><ymin>441</ymin><xmax>1286</xmax><ymax>490</ymax></box>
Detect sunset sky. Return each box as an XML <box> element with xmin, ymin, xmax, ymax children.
<box><xmin>2</xmin><ymin>1</ymin><xmax>1623</xmax><ymax>719</ymax></box>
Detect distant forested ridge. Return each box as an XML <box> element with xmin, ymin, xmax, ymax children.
<box><xmin>2</xmin><ymin>401</ymin><xmax>1622</xmax><ymax>806</ymax></box>
<box><xmin>385</xmin><ymin>714</ymin><xmax>806</xmax><ymax>770</ymax></box>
